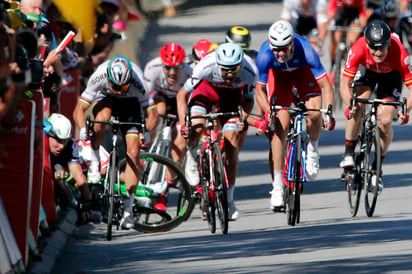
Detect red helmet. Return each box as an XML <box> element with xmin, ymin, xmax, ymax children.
<box><xmin>192</xmin><ymin>39</ymin><xmax>213</xmax><ymax>61</ymax></box>
<box><xmin>160</xmin><ymin>43</ymin><xmax>185</xmax><ymax>66</ymax></box>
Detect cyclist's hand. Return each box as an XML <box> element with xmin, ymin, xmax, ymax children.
<box><xmin>398</xmin><ymin>111</ymin><xmax>410</xmax><ymax>125</ymax></box>
<box><xmin>180</xmin><ymin>124</ymin><xmax>190</xmax><ymax>139</ymax></box>
<box><xmin>79</xmin><ymin>127</ymin><xmax>88</xmax><ymax>141</ymax></box>
<box><xmin>264</xmin><ymin>110</ymin><xmax>271</xmax><ymax>124</ymax></box>
<box><xmin>323</xmin><ymin>114</ymin><xmax>336</xmax><ymax>131</ymax></box>
<box><xmin>344</xmin><ymin>106</ymin><xmax>356</xmax><ymax>119</ymax></box>
<box><xmin>253</xmin><ymin>119</ymin><xmax>267</xmax><ymax>135</ymax></box>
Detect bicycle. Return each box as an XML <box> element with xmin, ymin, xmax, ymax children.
<box><xmin>269</xmin><ymin>93</ymin><xmax>333</xmax><ymax>226</ymax></box>
<box><xmin>341</xmin><ymin>94</ymin><xmax>406</xmax><ymax>217</ymax></box>
<box><xmin>186</xmin><ymin>107</ymin><xmax>242</xmax><ymax>234</ymax></box>
<box><xmin>328</xmin><ymin>25</ymin><xmax>363</xmax><ymax>110</ymax></box>
<box><xmin>86</xmin><ymin>116</ymin><xmax>195</xmax><ymax>239</ymax></box>
<box><xmin>147</xmin><ymin>113</ymin><xmax>178</xmax><ymax>156</ymax></box>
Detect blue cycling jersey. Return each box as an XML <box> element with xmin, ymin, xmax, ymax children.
<box><xmin>255</xmin><ymin>34</ymin><xmax>327</xmax><ymax>86</ymax></box>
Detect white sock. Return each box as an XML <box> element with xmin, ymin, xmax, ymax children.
<box><xmin>307</xmin><ymin>139</ymin><xmax>318</xmax><ymax>154</ymax></box>
<box><xmin>227</xmin><ymin>185</ymin><xmax>235</xmax><ymax>201</ymax></box>
<box><xmin>123</xmin><ymin>193</ymin><xmax>135</xmax><ymax>213</ymax></box>
<box><xmin>273</xmin><ymin>170</ymin><xmax>283</xmax><ymax>189</ymax></box>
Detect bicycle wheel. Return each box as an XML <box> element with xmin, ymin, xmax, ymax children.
<box><xmin>333</xmin><ymin>47</ymin><xmax>346</xmax><ymax>110</ymax></box>
<box><xmin>364</xmin><ymin>124</ymin><xmax>381</xmax><ymax>217</ymax></box>
<box><xmin>345</xmin><ymin>137</ymin><xmax>363</xmax><ymax>217</ymax></box>
<box><xmin>132</xmin><ymin>152</ymin><xmax>195</xmax><ymax>233</ymax></box>
<box><xmin>212</xmin><ymin>143</ymin><xmax>228</xmax><ymax>234</ymax></box>
<box><xmin>287</xmin><ymin>135</ymin><xmax>301</xmax><ymax>226</ymax></box>
<box><xmin>200</xmin><ymin>147</ymin><xmax>216</xmax><ymax>233</ymax></box>
<box><xmin>106</xmin><ymin>150</ymin><xmax>117</xmax><ymax>241</ymax></box>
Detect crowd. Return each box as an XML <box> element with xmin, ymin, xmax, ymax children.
<box><xmin>1</xmin><ymin>0</ymin><xmax>412</xmax><ymax>269</ymax></box>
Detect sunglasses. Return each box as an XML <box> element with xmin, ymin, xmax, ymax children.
<box><xmin>220</xmin><ymin>64</ymin><xmax>241</xmax><ymax>74</ymax></box>
<box><xmin>368</xmin><ymin>44</ymin><xmax>389</xmax><ymax>51</ymax></box>
<box><xmin>109</xmin><ymin>82</ymin><xmax>130</xmax><ymax>92</ymax></box>
<box><xmin>163</xmin><ymin>64</ymin><xmax>183</xmax><ymax>71</ymax></box>
<box><xmin>48</xmin><ymin>133</ymin><xmax>69</xmax><ymax>145</ymax></box>
<box><xmin>271</xmin><ymin>44</ymin><xmax>293</xmax><ymax>53</ymax></box>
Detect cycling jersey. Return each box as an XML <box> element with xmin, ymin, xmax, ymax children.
<box><xmin>281</xmin><ymin>0</ymin><xmax>328</xmax><ymax>25</ymax></box>
<box><xmin>343</xmin><ymin>34</ymin><xmax>412</xmax><ymax>86</ymax></box>
<box><xmin>79</xmin><ymin>59</ymin><xmax>153</xmax><ymax>109</ymax></box>
<box><xmin>328</xmin><ymin>0</ymin><xmax>366</xmax><ymax>17</ymax></box>
<box><xmin>255</xmin><ymin>34</ymin><xmax>327</xmax><ymax>87</ymax></box>
<box><xmin>143</xmin><ymin>56</ymin><xmax>192</xmax><ymax>99</ymax></box>
<box><xmin>183</xmin><ymin>51</ymin><xmax>258</xmax><ymax>99</ymax></box>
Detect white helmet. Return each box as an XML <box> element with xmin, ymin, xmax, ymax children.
<box><xmin>268</xmin><ymin>20</ymin><xmax>294</xmax><ymax>48</ymax></box>
<box><xmin>48</xmin><ymin>113</ymin><xmax>72</xmax><ymax>140</ymax></box>
<box><xmin>215</xmin><ymin>42</ymin><xmax>244</xmax><ymax>69</ymax></box>
<box><xmin>381</xmin><ymin>0</ymin><xmax>400</xmax><ymax>19</ymax></box>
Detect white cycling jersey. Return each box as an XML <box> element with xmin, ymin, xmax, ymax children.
<box><xmin>143</xmin><ymin>56</ymin><xmax>193</xmax><ymax>98</ymax></box>
<box><xmin>183</xmin><ymin>52</ymin><xmax>258</xmax><ymax>99</ymax></box>
<box><xmin>79</xmin><ymin>59</ymin><xmax>153</xmax><ymax>108</ymax></box>
<box><xmin>280</xmin><ymin>0</ymin><xmax>328</xmax><ymax>24</ymax></box>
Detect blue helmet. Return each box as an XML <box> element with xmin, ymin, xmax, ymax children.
<box><xmin>215</xmin><ymin>42</ymin><xmax>244</xmax><ymax>69</ymax></box>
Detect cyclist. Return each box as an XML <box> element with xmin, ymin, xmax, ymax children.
<box><xmin>339</xmin><ymin>20</ymin><xmax>412</xmax><ymax>193</ymax></box>
<box><xmin>188</xmin><ymin>39</ymin><xmax>216</xmax><ymax>68</ymax></box>
<box><xmin>280</xmin><ymin>0</ymin><xmax>329</xmax><ymax>55</ymax></box>
<box><xmin>45</xmin><ymin>113</ymin><xmax>95</xmax><ymax>224</ymax></box>
<box><xmin>255</xmin><ymin>20</ymin><xmax>335</xmax><ymax>209</ymax></box>
<box><xmin>225</xmin><ymin>25</ymin><xmax>258</xmax><ymax>60</ymax></box>
<box><xmin>143</xmin><ymin>42</ymin><xmax>193</xmax><ymax>190</ymax></box>
<box><xmin>176</xmin><ymin>42</ymin><xmax>258</xmax><ymax>221</ymax></box>
<box><xmin>224</xmin><ymin>25</ymin><xmax>267</xmax><ymax>144</ymax></box>
<box><xmin>327</xmin><ymin>0</ymin><xmax>368</xmax><ymax>72</ymax></box>
<box><xmin>369</xmin><ymin>0</ymin><xmax>412</xmax><ymax>51</ymax></box>
<box><xmin>73</xmin><ymin>54</ymin><xmax>157</xmax><ymax>229</ymax></box>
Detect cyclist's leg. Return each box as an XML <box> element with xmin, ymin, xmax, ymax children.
<box><xmin>375</xmin><ymin>70</ymin><xmax>403</xmax><ymax>162</ymax></box>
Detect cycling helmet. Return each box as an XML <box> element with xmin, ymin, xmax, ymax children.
<box><xmin>48</xmin><ymin>113</ymin><xmax>72</xmax><ymax>140</ymax></box>
<box><xmin>160</xmin><ymin>42</ymin><xmax>185</xmax><ymax>66</ymax></box>
<box><xmin>107</xmin><ymin>55</ymin><xmax>132</xmax><ymax>86</ymax></box>
<box><xmin>381</xmin><ymin>0</ymin><xmax>400</xmax><ymax>19</ymax></box>
<box><xmin>268</xmin><ymin>20</ymin><xmax>294</xmax><ymax>48</ymax></box>
<box><xmin>225</xmin><ymin>26</ymin><xmax>251</xmax><ymax>50</ymax></box>
<box><xmin>216</xmin><ymin>42</ymin><xmax>244</xmax><ymax>69</ymax></box>
<box><xmin>364</xmin><ymin>20</ymin><xmax>391</xmax><ymax>49</ymax></box>
<box><xmin>192</xmin><ymin>39</ymin><xmax>213</xmax><ymax>62</ymax></box>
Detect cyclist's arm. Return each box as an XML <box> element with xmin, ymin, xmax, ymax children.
<box><xmin>317</xmin><ymin>76</ymin><xmax>334</xmax><ymax>110</ymax></box>
<box><xmin>339</xmin><ymin>75</ymin><xmax>354</xmax><ymax>107</ymax></box>
<box><xmin>68</xmin><ymin>163</ymin><xmax>88</xmax><ymax>190</ymax></box>
<box><xmin>177</xmin><ymin>85</ymin><xmax>189</xmax><ymax>125</ymax></box>
<box><xmin>73</xmin><ymin>100</ymin><xmax>89</xmax><ymax>130</ymax></box>
<box><xmin>255</xmin><ymin>84</ymin><xmax>270</xmax><ymax>114</ymax></box>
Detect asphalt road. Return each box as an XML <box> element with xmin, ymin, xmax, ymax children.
<box><xmin>51</xmin><ymin>1</ymin><xmax>412</xmax><ymax>273</ymax></box>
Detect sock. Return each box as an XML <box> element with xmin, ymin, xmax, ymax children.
<box><xmin>123</xmin><ymin>193</ymin><xmax>135</xmax><ymax>213</ymax></box>
<box><xmin>307</xmin><ymin>139</ymin><xmax>318</xmax><ymax>154</ymax></box>
<box><xmin>344</xmin><ymin>139</ymin><xmax>357</xmax><ymax>156</ymax></box>
<box><xmin>273</xmin><ymin>170</ymin><xmax>283</xmax><ymax>189</ymax></box>
<box><xmin>227</xmin><ymin>185</ymin><xmax>235</xmax><ymax>201</ymax></box>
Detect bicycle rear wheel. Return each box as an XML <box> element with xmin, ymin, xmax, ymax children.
<box><xmin>212</xmin><ymin>143</ymin><xmax>228</xmax><ymax>234</ymax></box>
<box><xmin>287</xmin><ymin>136</ymin><xmax>301</xmax><ymax>226</ymax></box>
<box><xmin>132</xmin><ymin>153</ymin><xmax>195</xmax><ymax>233</ymax></box>
<box><xmin>364</xmin><ymin>125</ymin><xmax>381</xmax><ymax>217</ymax></box>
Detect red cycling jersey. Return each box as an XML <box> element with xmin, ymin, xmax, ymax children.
<box><xmin>328</xmin><ymin>0</ymin><xmax>366</xmax><ymax>17</ymax></box>
<box><xmin>343</xmin><ymin>34</ymin><xmax>412</xmax><ymax>87</ymax></box>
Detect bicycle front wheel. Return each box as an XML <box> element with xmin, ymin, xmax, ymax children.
<box><xmin>106</xmin><ymin>151</ymin><xmax>117</xmax><ymax>241</ymax></box>
<box><xmin>364</xmin><ymin>125</ymin><xmax>381</xmax><ymax>217</ymax></box>
<box><xmin>212</xmin><ymin>143</ymin><xmax>228</xmax><ymax>234</ymax></box>
<box><xmin>133</xmin><ymin>153</ymin><xmax>195</xmax><ymax>233</ymax></box>
<box><xmin>287</xmin><ymin>136</ymin><xmax>301</xmax><ymax>226</ymax></box>
<box><xmin>346</xmin><ymin>137</ymin><xmax>363</xmax><ymax>217</ymax></box>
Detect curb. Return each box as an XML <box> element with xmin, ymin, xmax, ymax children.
<box><xmin>27</xmin><ymin>208</ymin><xmax>77</xmax><ymax>274</ymax></box>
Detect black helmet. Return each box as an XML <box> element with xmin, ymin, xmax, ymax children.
<box><xmin>364</xmin><ymin>20</ymin><xmax>391</xmax><ymax>50</ymax></box>
<box><xmin>225</xmin><ymin>26</ymin><xmax>251</xmax><ymax>50</ymax></box>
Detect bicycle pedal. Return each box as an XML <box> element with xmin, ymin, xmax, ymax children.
<box><xmin>272</xmin><ymin>206</ymin><xmax>285</xmax><ymax>213</ymax></box>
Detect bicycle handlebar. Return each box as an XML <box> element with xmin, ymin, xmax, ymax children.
<box><xmin>350</xmin><ymin>94</ymin><xmax>407</xmax><ymax>117</ymax></box>
<box><xmin>327</xmin><ymin>25</ymin><xmax>363</xmax><ymax>33</ymax></box>
<box><xmin>86</xmin><ymin>116</ymin><xmax>146</xmax><ymax>131</ymax></box>
<box><xmin>186</xmin><ymin>106</ymin><xmax>243</xmax><ymax>127</ymax></box>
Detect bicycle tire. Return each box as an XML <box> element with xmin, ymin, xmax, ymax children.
<box><xmin>364</xmin><ymin>124</ymin><xmax>381</xmax><ymax>217</ymax></box>
<box><xmin>288</xmin><ymin>135</ymin><xmax>301</xmax><ymax>226</ymax></box>
<box><xmin>106</xmin><ymin>149</ymin><xmax>117</xmax><ymax>241</ymax></box>
<box><xmin>200</xmin><ymin>147</ymin><xmax>216</xmax><ymax>233</ymax></box>
<box><xmin>212</xmin><ymin>143</ymin><xmax>228</xmax><ymax>234</ymax></box>
<box><xmin>346</xmin><ymin>137</ymin><xmax>363</xmax><ymax>217</ymax></box>
<box><xmin>132</xmin><ymin>152</ymin><xmax>195</xmax><ymax>233</ymax></box>
<box><xmin>333</xmin><ymin>47</ymin><xmax>346</xmax><ymax>110</ymax></box>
